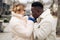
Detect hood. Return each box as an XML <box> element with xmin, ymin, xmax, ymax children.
<box><xmin>39</xmin><ymin>9</ymin><xmax>52</xmax><ymax>19</ymax></box>
<box><xmin>11</xmin><ymin>11</ymin><xmax>24</xmax><ymax>18</ymax></box>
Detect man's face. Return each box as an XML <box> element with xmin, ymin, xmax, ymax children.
<box><xmin>31</xmin><ymin>7</ymin><xmax>43</xmax><ymax>19</ymax></box>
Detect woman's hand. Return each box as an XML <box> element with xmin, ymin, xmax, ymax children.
<box><xmin>23</xmin><ymin>16</ymin><xmax>28</xmax><ymax>23</ymax></box>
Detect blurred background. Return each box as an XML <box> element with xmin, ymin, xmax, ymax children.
<box><xmin>0</xmin><ymin>0</ymin><xmax>60</xmax><ymax>40</ymax></box>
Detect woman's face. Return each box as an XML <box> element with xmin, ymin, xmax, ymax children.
<box><xmin>16</xmin><ymin>5</ymin><xmax>26</xmax><ymax>15</ymax></box>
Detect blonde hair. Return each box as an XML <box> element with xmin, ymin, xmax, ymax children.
<box><xmin>11</xmin><ymin>3</ymin><xmax>25</xmax><ymax>13</ymax></box>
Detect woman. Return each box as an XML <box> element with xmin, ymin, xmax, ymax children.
<box><xmin>5</xmin><ymin>3</ymin><xmax>34</xmax><ymax>40</ymax></box>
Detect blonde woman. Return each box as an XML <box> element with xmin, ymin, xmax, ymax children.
<box><xmin>5</xmin><ymin>3</ymin><xmax>34</xmax><ymax>40</ymax></box>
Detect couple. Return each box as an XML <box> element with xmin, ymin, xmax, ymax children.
<box><xmin>4</xmin><ymin>2</ymin><xmax>57</xmax><ymax>40</ymax></box>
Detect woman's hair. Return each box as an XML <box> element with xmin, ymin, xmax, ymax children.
<box><xmin>11</xmin><ymin>3</ymin><xmax>25</xmax><ymax>13</ymax></box>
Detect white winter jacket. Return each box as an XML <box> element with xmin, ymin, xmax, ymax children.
<box><xmin>34</xmin><ymin>9</ymin><xmax>57</xmax><ymax>40</ymax></box>
<box><xmin>4</xmin><ymin>12</ymin><xmax>34</xmax><ymax>40</ymax></box>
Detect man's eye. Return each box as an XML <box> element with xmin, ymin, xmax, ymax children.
<box><xmin>37</xmin><ymin>10</ymin><xmax>40</xmax><ymax>12</ymax></box>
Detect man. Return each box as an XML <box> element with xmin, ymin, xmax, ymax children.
<box><xmin>31</xmin><ymin>2</ymin><xmax>56</xmax><ymax>40</ymax></box>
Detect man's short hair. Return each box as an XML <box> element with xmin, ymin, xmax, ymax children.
<box><xmin>32</xmin><ymin>2</ymin><xmax>43</xmax><ymax>9</ymax></box>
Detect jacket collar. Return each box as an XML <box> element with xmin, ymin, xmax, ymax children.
<box><xmin>39</xmin><ymin>9</ymin><xmax>52</xmax><ymax>19</ymax></box>
<box><xmin>11</xmin><ymin>11</ymin><xmax>24</xmax><ymax>18</ymax></box>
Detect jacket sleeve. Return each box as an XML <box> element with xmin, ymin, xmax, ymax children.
<box><xmin>34</xmin><ymin>21</ymin><xmax>52</xmax><ymax>40</ymax></box>
<box><xmin>12</xmin><ymin>20</ymin><xmax>34</xmax><ymax>38</ymax></box>
<box><xmin>4</xmin><ymin>17</ymin><xmax>16</xmax><ymax>32</ymax></box>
